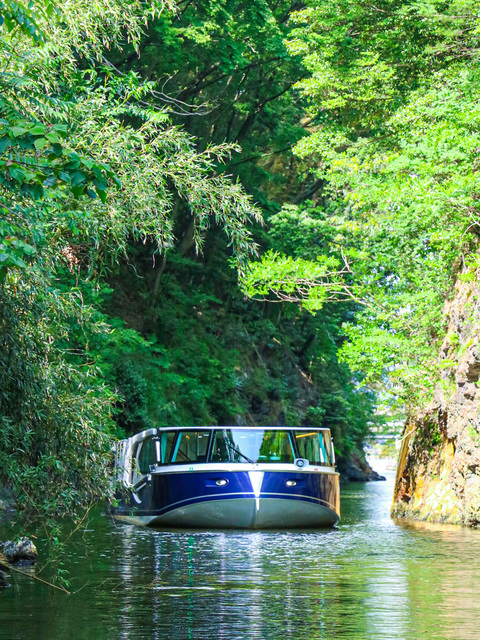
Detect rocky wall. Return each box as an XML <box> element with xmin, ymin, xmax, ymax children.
<box><xmin>392</xmin><ymin>272</ymin><xmax>480</xmax><ymax>526</ymax></box>
<box><xmin>339</xmin><ymin>449</ymin><xmax>386</xmax><ymax>483</ymax></box>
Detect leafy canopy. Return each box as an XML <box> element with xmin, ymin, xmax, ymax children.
<box><xmin>276</xmin><ymin>0</ymin><xmax>480</xmax><ymax>406</ymax></box>
<box><xmin>0</xmin><ymin>0</ymin><xmax>261</xmax><ymax>523</ymax></box>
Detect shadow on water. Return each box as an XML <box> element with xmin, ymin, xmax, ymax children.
<box><xmin>2</xmin><ymin>471</ymin><xmax>480</xmax><ymax>640</ymax></box>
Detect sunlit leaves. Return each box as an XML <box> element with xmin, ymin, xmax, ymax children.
<box><xmin>285</xmin><ymin>0</ymin><xmax>480</xmax><ymax>407</ymax></box>
<box><xmin>0</xmin><ymin>0</ymin><xmax>49</xmax><ymax>42</ymax></box>
<box><xmin>244</xmin><ymin>250</ymin><xmax>355</xmax><ymax>311</ymax></box>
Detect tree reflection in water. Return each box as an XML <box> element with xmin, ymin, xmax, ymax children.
<box><xmin>2</xmin><ymin>475</ymin><xmax>480</xmax><ymax>639</ymax></box>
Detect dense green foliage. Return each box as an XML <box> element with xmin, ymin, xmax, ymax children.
<box><xmin>104</xmin><ymin>0</ymin><xmax>376</xmax><ymax>458</ymax></box>
<box><xmin>6</xmin><ymin>0</ymin><xmax>456</xmax><ymax>534</ymax></box>
<box><xmin>253</xmin><ymin>0</ymin><xmax>480</xmax><ymax>409</ymax></box>
<box><xmin>0</xmin><ymin>0</ymin><xmax>262</xmax><ymax>521</ymax></box>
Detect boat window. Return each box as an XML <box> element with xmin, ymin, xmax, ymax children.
<box><xmin>158</xmin><ymin>431</ymin><xmax>176</xmax><ymax>464</ymax></box>
<box><xmin>171</xmin><ymin>430</ymin><xmax>211</xmax><ymax>464</ymax></box>
<box><xmin>137</xmin><ymin>437</ymin><xmax>159</xmax><ymax>474</ymax></box>
<box><xmin>294</xmin><ymin>431</ymin><xmax>333</xmax><ymax>466</ymax></box>
<box><xmin>210</xmin><ymin>429</ymin><xmax>294</xmax><ymax>463</ymax></box>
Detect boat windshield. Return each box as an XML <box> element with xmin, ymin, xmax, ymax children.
<box><xmin>211</xmin><ymin>429</ymin><xmax>295</xmax><ymax>464</ymax></box>
<box><xmin>132</xmin><ymin>428</ymin><xmax>334</xmax><ymax>470</ymax></box>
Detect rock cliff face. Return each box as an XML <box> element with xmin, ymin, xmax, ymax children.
<box><xmin>392</xmin><ymin>271</ymin><xmax>480</xmax><ymax>526</ymax></box>
<box><xmin>339</xmin><ymin>449</ymin><xmax>386</xmax><ymax>483</ymax></box>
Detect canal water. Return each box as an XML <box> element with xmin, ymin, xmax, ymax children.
<box><xmin>2</xmin><ymin>470</ymin><xmax>480</xmax><ymax>640</ymax></box>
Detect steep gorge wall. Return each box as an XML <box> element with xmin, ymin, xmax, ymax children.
<box><xmin>392</xmin><ymin>271</ymin><xmax>480</xmax><ymax>526</ymax></box>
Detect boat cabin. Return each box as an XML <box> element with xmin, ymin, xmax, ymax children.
<box><xmin>116</xmin><ymin>427</ymin><xmax>335</xmax><ymax>485</ymax></box>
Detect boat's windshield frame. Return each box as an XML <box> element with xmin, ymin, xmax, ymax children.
<box><xmin>127</xmin><ymin>427</ymin><xmax>335</xmax><ymax>473</ymax></box>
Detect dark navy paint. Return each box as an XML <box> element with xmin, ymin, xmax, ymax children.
<box><xmin>114</xmin><ymin>470</ymin><xmax>338</xmax><ymax>519</ymax></box>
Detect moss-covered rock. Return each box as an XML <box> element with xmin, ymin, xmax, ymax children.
<box><xmin>392</xmin><ymin>270</ymin><xmax>480</xmax><ymax>526</ymax></box>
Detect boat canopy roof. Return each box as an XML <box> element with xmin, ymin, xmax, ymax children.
<box><xmin>125</xmin><ymin>425</ymin><xmax>332</xmax><ymax>440</ymax></box>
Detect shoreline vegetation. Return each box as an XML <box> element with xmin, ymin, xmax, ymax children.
<box><xmin>1</xmin><ymin>0</ymin><xmax>479</xmax><ymax>566</ymax></box>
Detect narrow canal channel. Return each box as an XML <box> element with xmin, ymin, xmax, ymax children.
<box><xmin>2</xmin><ymin>470</ymin><xmax>480</xmax><ymax>640</ymax></box>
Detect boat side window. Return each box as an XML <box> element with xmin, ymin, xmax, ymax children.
<box><xmin>137</xmin><ymin>437</ymin><xmax>159</xmax><ymax>474</ymax></box>
<box><xmin>294</xmin><ymin>431</ymin><xmax>333</xmax><ymax>466</ymax></box>
<box><xmin>115</xmin><ymin>441</ymin><xmax>128</xmax><ymax>481</ymax></box>
<box><xmin>171</xmin><ymin>430</ymin><xmax>210</xmax><ymax>464</ymax></box>
<box><xmin>159</xmin><ymin>431</ymin><xmax>176</xmax><ymax>464</ymax></box>
<box><xmin>322</xmin><ymin>430</ymin><xmax>334</xmax><ymax>464</ymax></box>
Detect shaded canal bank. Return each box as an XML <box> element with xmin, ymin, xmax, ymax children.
<box><xmin>2</xmin><ymin>473</ymin><xmax>480</xmax><ymax>640</ymax></box>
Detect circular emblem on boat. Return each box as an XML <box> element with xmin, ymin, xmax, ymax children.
<box><xmin>295</xmin><ymin>458</ymin><xmax>309</xmax><ymax>468</ymax></box>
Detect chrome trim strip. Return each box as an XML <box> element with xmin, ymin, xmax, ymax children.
<box><xmin>147</xmin><ymin>463</ymin><xmax>338</xmax><ymax>475</ymax></box>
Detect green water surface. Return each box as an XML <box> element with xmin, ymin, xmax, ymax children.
<box><xmin>1</xmin><ymin>472</ymin><xmax>480</xmax><ymax>640</ymax></box>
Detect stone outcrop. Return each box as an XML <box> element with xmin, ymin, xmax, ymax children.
<box><xmin>392</xmin><ymin>271</ymin><xmax>480</xmax><ymax>526</ymax></box>
<box><xmin>340</xmin><ymin>449</ymin><xmax>386</xmax><ymax>482</ymax></box>
<box><xmin>0</xmin><ymin>537</ymin><xmax>38</xmax><ymax>566</ymax></box>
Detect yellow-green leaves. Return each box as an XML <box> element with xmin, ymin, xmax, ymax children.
<box><xmin>282</xmin><ymin>0</ymin><xmax>480</xmax><ymax>406</ymax></box>
<box><xmin>244</xmin><ymin>250</ymin><xmax>354</xmax><ymax>312</ymax></box>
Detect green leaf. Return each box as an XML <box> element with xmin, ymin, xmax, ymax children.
<box><xmin>45</xmin><ymin>132</ymin><xmax>60</xmax><ymax>143</ymax></box>
<box><xmin>53</xmin><ymin>124</ymin><xmax>68</xmax><ymax>134</ymax></box>
<box><xmin>9</xmin><ymin>166</ymin><xmax>26</xmax><ymax>181</ymax></box>
<box><xmin>70</xmin><ymin>171</ymin><xmax>86</xmax><ymax>186</ymax></box>
<box><xmin>28</xmin><ymin>125</ymin><xmax>47</xmax><ymax>135</ymax></box>
<box><xmin>10</xmin><ymin>127</ymin><xmax>29</xmax><ymax>137</ymax></box>
<box><xmin>71</xmin><ymin>185</ymin><xmax>85</xmax><ymax>197</ymax></box>
<box><xmin>95</xmin><ymin>187</ymin><xmax>107</xmax><ymax>203</ymax></box>
<box><xmin>94</xmin><ymin>177</ymin><xmax>108</xmax><ymax>191</ymax></box>
<box><xmin>51</xmin><ymin>143</ymin><xmax>63</xmax><ymax>157</ymax></box>
<box><xmin>34</xmin><ymin>137</ymin><xmax>49</xmax><ymax>150</ymax></box>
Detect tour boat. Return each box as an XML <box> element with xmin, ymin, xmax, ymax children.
<box><xmin>111</xmin><ymin>426</ymin><xmax>340</xmax><ymax>529</ymax></box>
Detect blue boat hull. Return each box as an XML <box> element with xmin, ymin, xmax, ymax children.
<box><xmin>112</xmin><ymin>470</ymin><xmax>340</xmax><ymax>529</ymax></box>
